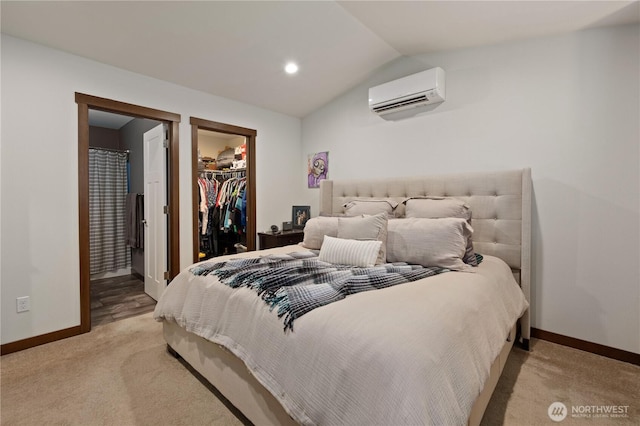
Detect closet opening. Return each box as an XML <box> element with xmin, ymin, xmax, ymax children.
<box><xmin>190</xmin><ymin>117</ymin><xmax>256</xmax><ymax>263</ymax></box>
<box><xmin>77</xmin><ymin>93</ymin><xmax>181</xmax><ymax>334</ymax></box>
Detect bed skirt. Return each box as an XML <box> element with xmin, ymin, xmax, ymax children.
<box><xmin>163</xmin><ymin>320</ymin><xmax>517</xmax><ymax>426</ymax></box>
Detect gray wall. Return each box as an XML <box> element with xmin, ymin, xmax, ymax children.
<box><xmin>302</xmin><ymin>24</ymin><xmax>640</xmax><ymax>354</ymax></box>
<box><xmin>89</xmin><ymin>126</ymin><xmax>120</xmax><ymax>149</ymax></box>
<box><xmin>1</xmin><ymin>34</ymin><xmax>302</xmax><ymax>345</ymax></box>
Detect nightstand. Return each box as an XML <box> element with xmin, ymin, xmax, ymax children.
<box><xmin>258</xmin><ymin>230</ymin><xmax>304</xmax><ymax>250</ymax></box>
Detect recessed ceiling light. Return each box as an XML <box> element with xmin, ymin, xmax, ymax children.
<box><xmin>285</xmin><ymin>62</ymin><xmax>299</xmax><ymax>74</ymax></box>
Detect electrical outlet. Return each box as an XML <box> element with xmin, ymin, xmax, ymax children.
<box><xmin>16</xmin><ymin>296</ymin><xmax>30</xmax><ymax>313</ymax></box>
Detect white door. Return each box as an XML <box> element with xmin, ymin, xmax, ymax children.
<box><xmin>143</xmin><ymin>124</ymin><xmax>167</xmax><ymax>301</ymax></box>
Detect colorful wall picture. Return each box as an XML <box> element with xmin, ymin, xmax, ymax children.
<box><xmin>308</xmin><ymin>151</ymin><xmax>328</xmax><ymax>188</ymax></box>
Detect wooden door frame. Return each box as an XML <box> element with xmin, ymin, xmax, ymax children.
<box><xmin>190</xmin><ymin>117</ymin><xmax>256</xmax><ymax>262</ymax></box>
<box><xmin>76</xmin><ymin>93</ymin><xmax>181</xmax><ymax>333</ymax></box>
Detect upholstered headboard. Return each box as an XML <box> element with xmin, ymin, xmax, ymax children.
<box><xmin>319</xmin><ymin>168</ymin><xmax>531</xmax><ymax>346</ymax></box>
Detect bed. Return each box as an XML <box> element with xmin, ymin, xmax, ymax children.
<box><xmin>154</xmin><ymin>168</ymin><xmax>531</xmax><ymax>426</ymax></box>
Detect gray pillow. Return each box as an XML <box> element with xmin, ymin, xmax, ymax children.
<box><xmin>403</xmin><ymin>197</ymin><xmax>478</xmax><ymax>266</ymax></box>
<box><xmin>301</xmin><ymin>216</ymin><xmax>339</xmax><ymax>249</ymax></box>
<box><xmin>337</xmin><ymin>213</ymin><xmax>388</xmax><ymax>264</ymax></box>
<box><xmin>343</xmin><ymin>199</ymin><xmax>399</xmax><ymax>218</ymax></box>
<box><xmin>386</xmin><ymin>218</ymin><xmax>475</xmax><ymax>272</ymax></box>
<box><xmin>404</xmin><ymin>197</ymin><xmax>471</xmax><ymax>220</ymax></box>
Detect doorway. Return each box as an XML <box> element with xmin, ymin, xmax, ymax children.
<box><xmin>190</xmin><ymin>117</ymin><xmax>256</xmax><ymax>262</ymax></box>
<box><xmin>76</xmin><ymin>93</ymin><xmax>181</xmax><ymax>333</ymax></box>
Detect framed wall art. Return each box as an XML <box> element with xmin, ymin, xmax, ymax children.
<box><xmin>308</xmin><ymin>151</ymin><xmax>328</xmax><ymax>188</ymax></box>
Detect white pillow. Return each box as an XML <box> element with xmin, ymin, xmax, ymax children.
<box><xmin>318</xmin><ymin>236</ymin><xmax>382</xmax><ymax>268</ymax></box>
<box><xmin>337</xmin><ymin>213</ymin><xmax>388</xmax><ymax>264</ymax></box>
<box><xmin>386</xmin><ymin>218</ymin><xmax>475</xmax><ymax>272</ymax></box>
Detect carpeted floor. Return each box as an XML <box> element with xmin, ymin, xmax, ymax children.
<box><xmin>482</xmin><ymin>339</ymin><xmax>639</xmax><ymax>425</ymax></box>
<box><xmin>1</xmin><ymin>313</ymin><xmax>638</xmax><ymax>425</ymax></box>
<box><xmin>1</xmin><ymin>313</ymin><xmax>243</xmax><ymax>426</ymax></box>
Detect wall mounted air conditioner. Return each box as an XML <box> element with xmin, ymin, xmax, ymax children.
<box><xmin>368</xmin><ymin>67</ymin><xmax>445</xmax><ymax>116</ymax></box>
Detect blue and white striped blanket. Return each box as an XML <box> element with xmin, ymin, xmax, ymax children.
<box><xmin>190</xmin><ymin>251</ymin><xmax>451</xmax><ymax>330</ymax></box>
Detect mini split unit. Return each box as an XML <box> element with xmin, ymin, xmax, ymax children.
<box><xmin>368</xmin><ymin>67</ymin><xmax>446</xmax><ymax>117</ymax></box>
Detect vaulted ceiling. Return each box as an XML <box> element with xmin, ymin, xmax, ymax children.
<box><xmin>2</xmin><ymin>1</ymin><xmax>638</xmax><ymax>117</ymax></box>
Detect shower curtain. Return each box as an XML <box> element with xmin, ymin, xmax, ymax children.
<box><xmin>89</xmin><ymin>148</ymin><xmax>131</xmax><ymax>275</ymax></box>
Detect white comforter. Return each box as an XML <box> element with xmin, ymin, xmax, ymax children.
<box><xmin>154</xmin><ymin>245</ymin><xmax>528</xmax><ymax>426</ymax></box>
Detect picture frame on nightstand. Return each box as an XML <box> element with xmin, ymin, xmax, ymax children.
<box><xmin>292</xmin><ymin>205</ymin><xmax>310</xmax><ymax>229</ymax></box>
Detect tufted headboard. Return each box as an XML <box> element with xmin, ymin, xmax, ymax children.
<box><xmin>319</xmin><ymin>168</ymin><xmax>531</xmax><ymax>345</ymax></box>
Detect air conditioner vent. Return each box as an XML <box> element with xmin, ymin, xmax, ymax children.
<box><xmin>368</xmin><ymin>67</ymin><xmax>445</xmax><ymax>118</ymax></box>
<box><xmin>371</xmin><ymin>94</ymin><xmax>429</xmax><ymax>113</ymax></box>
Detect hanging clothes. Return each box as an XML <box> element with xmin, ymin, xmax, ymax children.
<box><xmin>197</xmin><ymin>169</ymin><xmax>246</xmax><ymax>259</ymax></box>
<box><xmin>125</xmin><ymin>193</ymin><xmax>144</xmax><ymax>248</ymax></box>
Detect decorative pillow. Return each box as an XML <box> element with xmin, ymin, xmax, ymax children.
<box><xmin>337</xmin><ymin>213</ymin><xmax>388</xmax><ymax>264</ymax></box>
<box><xmin>386</xmin><ymin>218</ymin><xmax>475</xmax><ymax>272</ymax></box>
<box><xmin>404</xmin><ymin>197</ymin><xmax>471</xmax><ymax>219</ymax></box>
<box><xmin>301</xmin><ymin>216</ymin><xmax>339</xmax><ymax>249</ymax></box>
<box><xmin>318</xmin><ymin>236</ymin><xmax>382</xmax><ymax>268</ymax></box>
<box><xmin>343</xmin><ymin>199</ymin><xmax>399</xmax><ymax>217</ymax></box>
<box><xmin>403</xmin><ymin>197</ymin><xmax>478</xmax><ymax>266</ymax></box>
